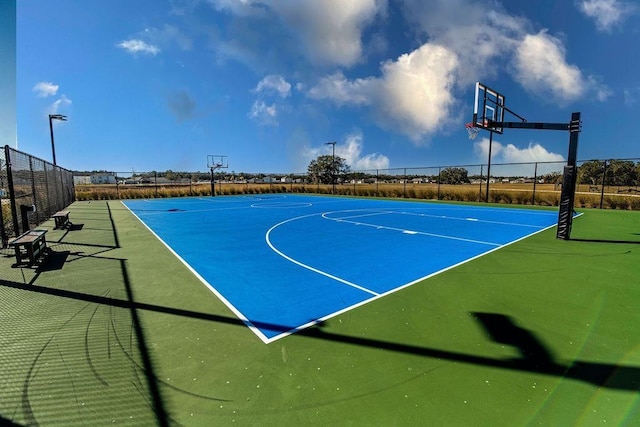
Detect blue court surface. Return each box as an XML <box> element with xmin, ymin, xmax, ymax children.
<box><xmin>123</xmin><ymin>195</ymin><xmax>560</xmax><ymax>343</ymax></box>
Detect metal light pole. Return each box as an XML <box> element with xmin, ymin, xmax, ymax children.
<box><xmin>326</xmin><ymin>141</ymin><xmax>336</xmax><ymax>194</ymax></box>
<box><xmin>49</xmin><ymin>114</ymin><xmax>67</xmax><ymax>165</ymax></box>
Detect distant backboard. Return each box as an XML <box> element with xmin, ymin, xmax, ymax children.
<box><xmin>207</xmin><ymin>155</ymin><xmax>228</xmax><ymax>170</ymax></box>
<box><xmin>473</xmin><ymin>82</ymin><xmax>506</xmax><ymax>134</ymax></box>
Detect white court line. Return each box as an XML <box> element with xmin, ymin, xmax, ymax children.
<box><xmin>265</xmin><ymin>213</ymin><xmax>380</xmax><ymax>297</ymax></box>
<box><xmin>321</xmin><ymin>211</ymin><xmax>501</xmax><ymax>247</ymax></box>
<box><xmin>329</xmin><ymin>210</ymin><xmax>394</xmax><ymax>221</ymax></box>
<box><xmin>327</xmin><ymin>208</ymin><xmax>547</xmax><ymax>229</ymax></box>
<box><xmin>388</xmin><ymin>210</ymin><xmax>547</xmax><ymax>229</ymax></box>
<box><xmin>121</xmin><ymin>200</ymin><xmax>273</xmax><ymax>344</ymax></box>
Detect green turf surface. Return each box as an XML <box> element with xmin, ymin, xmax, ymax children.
<box><xmin>1</xmin><ymin>200</ymin><xmax>639</xmax><ymax>426</ymax></box>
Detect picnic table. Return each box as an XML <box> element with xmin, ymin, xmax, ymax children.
<box><xmin>9</xmin><ymin>229</ymin><xmax>48</xmax><ymax>266</ymax></box>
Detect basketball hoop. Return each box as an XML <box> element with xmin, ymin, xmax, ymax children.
<box><xmin>465</xmin><ymin>122</ymin><xmax>480</xmax><ymax>140</ymax></box>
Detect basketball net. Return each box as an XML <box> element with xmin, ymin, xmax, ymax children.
<box><xmin>465</xmin><ymin>122</ymin><xmax>480</xmax><ymax>140</ymax></box>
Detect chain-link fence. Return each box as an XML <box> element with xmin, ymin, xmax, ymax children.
<box><xmin>68</xmin><ymin>158</ymin><xmax>640</xmax><ymax>209</ymax></box>
<box><xmin>1</xmin><ymin>145</ymin><xmax>75</xmax><ymax>245</ymax></box>
<box><xmin>2</xmin><ymin>154</ymin><xmax>625</xmax><ymax>218</ymax></box>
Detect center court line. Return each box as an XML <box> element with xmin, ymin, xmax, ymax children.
<box><xmin>265</xmin><ymin>213</ymin><xmax>380</xmax><ymax>297</ymax></box>
<box><xmin>321</xmin><ymin>211</ymin><xmax>501</xmax><ymax>246</ymax></box>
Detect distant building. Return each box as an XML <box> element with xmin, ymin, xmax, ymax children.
<box><xmin>74</xmin><ymin>173</ymin><xmax>116</xmax><ymax>185</ymax></box>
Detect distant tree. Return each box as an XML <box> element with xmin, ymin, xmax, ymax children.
<box><xmin>606</xmin><ymin>160</ymin><xmax>636</xmax><ymax>186</ymax></box>
<box><xmin>539</xmin><ymin>171</ymin><xmax>563</xmax><ymax>184</ymax></box>
<box><xmin>439</xmin><ymin>167</ymin><xmax>470</xmax><ymax>184</ymax></box>
<box><xmin>165</xmin><ymin>170</ymin><xmax>177</xmax><ymax>181</ymax></box>
<box><xmin>306</xmin><ymin>155</ymin><xmax>351</xmax><ymax>184</ymax></box>
<box><xmin>578</xmin><ymin>160</ymin><xmax>604</xmax><ymax>185</ymax></box>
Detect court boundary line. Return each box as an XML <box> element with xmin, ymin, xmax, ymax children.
<box><xmin>120</xmin><ymin>200</ymin><xmax>272</xmax><ymax>343</ymax></box>
<box><xmin>122</xmin><ymin>196</ymin><xmax>579</xmax><ymax>344</ymax></box>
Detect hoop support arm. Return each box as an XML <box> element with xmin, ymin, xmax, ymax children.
<box><xmin>487</xmin><ymin>120</ymin><xmax>572</xmax><ymax>131</ymax></box>
<box><xmin>487</xmin><ymin>113</ymin><xmax>581</xmax><ymax>133</ymax></box>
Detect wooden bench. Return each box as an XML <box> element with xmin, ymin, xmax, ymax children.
<box><xmin>52</xmin><ymin>210</ymin><xmax>70</xmax><ymax>229</ymax></box>
<box><xmin>9</xmin><ymin>229</ymin><xmax>48</xmax><ymax>266</ymax></box>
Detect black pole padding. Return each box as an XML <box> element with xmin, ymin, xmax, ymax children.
<box><xmin>557</xmin><ymin>166</ymin><xmax>577</xmax><ymax>240</ymax></box>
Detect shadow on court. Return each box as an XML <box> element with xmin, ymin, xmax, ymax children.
<box><xmin>2</xmin><ymin>276</ymin><xmax>638</xmax><ymax>393</ymax></box>
<box><xmin>303</xmin><ymin>314</ymin><xmax>640</xmax><ymax>392</ymax></box>
<box><xmin>569</xmin><ymin>238</ymin><xmax>640</xmax><ymax>245</ymax></box>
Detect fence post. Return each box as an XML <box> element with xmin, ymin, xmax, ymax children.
<box><xmin>437</xmin><ymin>167</ymin><xmax>441</xmax><ymax>200</ymax></box>
<box><xmin>29</xmin><ymin>157</ymin><xmax>38</xmax><ymax>227</ymax></box>
<box><xmin>5</xmin><ymin>146</ymin><xmax>19</xmax><ymax>236</ymax></box>
<box><xmin>56</xmin><ymin>166</ymin><xmax>63</xmax><ymax>211</ymax></box>
<box><xmin>478</xmin><ymin>164</ymin><xmax>483</xmax><ymax>202</ymax></box>
<box><xmin>403</xmin><ymin>168</ymin><xmax>407</xmax><ymax>198</ymax></box>
<box><xmin>532</xmin><ymin>162</ymin><xmax>538</xmax><ymax>205</ymax></box>
<box><xmin>0</xmin><ymin>150</ymin><xmax>7</xmax><ymax>246</ymax></box>
<box><xmin>599</xmin><ymin>160</ymin><xmax>607</xmax><ymax>209</ymax></box>
<box><xmin>43</xmin><ymin>162</ymin><xmax>52</xmax><ymax>216</ymax></box>
<box><xmin>376</xmin><ymin>170</ymin><xmax>379</xmax><ymax>196</ymax></box>
<box><xmin>353</xmin><ymin>172</ymin><xmax>356</xmax><ymax>195</ymax></box>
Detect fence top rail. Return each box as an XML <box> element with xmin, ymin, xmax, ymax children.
<box><xmin>4</xmin><ymin>145</ymin><xmax>73</xmax><ymax>173</ymax></box>
<box><xmin>33</xmin><ymin>157</ymin><xmax>640</xmax><ymax>179</ymax></box>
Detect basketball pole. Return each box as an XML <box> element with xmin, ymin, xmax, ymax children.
<box><xmin>489</xmin><ymin>112</ymin><xmax>581</xmax><ymax>239</ymax></box>
<box><xmin>210</xmin><ymin>166</ymin><xmax>219</xmax><ymax>197</ymax></box>
<box><xmin>485</xmin><ymin>130</ymin><xmax>494</xmax><ymax>203</ymax></box>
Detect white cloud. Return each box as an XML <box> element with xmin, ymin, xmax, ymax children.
<box><xmin>474</xmin><ymin>137</ymin><xmax>565</xmax><ymax>175</ymax></box>
<box><xmin>117</xmin><ymin>39</ymin><xmax>161</xmax><ymax>55</ymax></box>
<box><xmin>337</xmin><ymin>133</ymin><xmax>390</xmax><ymax>170</ymax></box>
<box><xmin>374</xmin><ymin>44</ymin><xmax>459</xmax><ymax>141</ymax></box>
<box><xmin>49</xmin><ymin>94</ymin><xmax>72</xmax><ymax>115</ymax></box>
<box><xmin>306</xmin><ymin>71</ymin><xmax>373</xmax><ymax>106</ymax></box>
<box><xmin>512</xmin><ymin>31</ymin><xmax>603</xmax><ymax>104</ymax></box>
<box><xmin>33</xmin><ymin>82</ymin><xmax>59</xmax><ymax>97</ymax></box>
<box><xmin>270</xmin><ymin>0</ymin><xmax>384</xmax><ymax>67</ymax></box>
<box><xmin>401</xmin><ymin>1</ymin><xmax>609</xmax><ymax>106</ymax></box>
<box><xmin>143</xmin><ymin>24</ymin><xmax>193</xmax><ymax>51</ymax></box>
<box><xmin>306</xmin><ymin>43</ymin><xmax>459</xmax><ymax>142</ymax></box>
<box><xmin>398</xmin><ymin>1</ymin><xmax>527</xmax><ymax>86</ymax></box>
<box><xmin>302</xmin><ymin>132</ymin><xmax>390</xmax><ymax>171</ymax></box>
<box><xmin>253</xmin><ymin>75</ymin><xmax>291</xmax><ymax>98</ymax></box>
<box><xmin>577</xmin><ymin>0</ymin><xmax>637</xmax><ymax>32</ymax></box>
<box><xmin>207</xmin><ymin>0</ymin><xmax>385</xmax><ymax>67</ymax></box>
<box><xmin>248</xmin><ymin>100</ymin><xmax>278</xmax><ymax>125</ymax></box>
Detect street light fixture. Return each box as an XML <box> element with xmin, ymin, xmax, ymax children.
<box><xmin>49</xmin><ymin>114</ymin><xmax>67</xmax><ymax>165</ymax></box>
<box><xmin>325</xmin><ymin>141</ymin><xmax>336</xmax><ymax>195</ymax></box>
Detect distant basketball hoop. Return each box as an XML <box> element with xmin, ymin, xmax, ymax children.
<box><xmin>207</xmin><ymin>154</ymin><xmax>228</xmax><ymax>197</ymax></box>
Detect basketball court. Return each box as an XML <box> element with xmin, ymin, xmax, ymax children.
<box><xmin>123</xmin><ymin>195</ymin><xmax>562</xmax><ymax>342</ymax></box>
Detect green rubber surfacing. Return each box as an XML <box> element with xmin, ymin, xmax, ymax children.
<box><xmin>0</xmin><ymin>200</ymin><xmax>638</xmax><ymax>425</ymax></box>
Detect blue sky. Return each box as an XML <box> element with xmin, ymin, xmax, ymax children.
<box><xmin>0</xmin><ymin>0</ymin><xmax>16</xmax><ymax>150</ymax></box>
<box><xmin>13</xmin><ymin>0</ymin><xmax>640</xmax><ymax>174</ymax></box>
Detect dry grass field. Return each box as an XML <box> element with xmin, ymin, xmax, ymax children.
<box><xmin>73</xmin><ymin>182</ymin><xmax>640</xmax><ymax>210</ymax></box>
